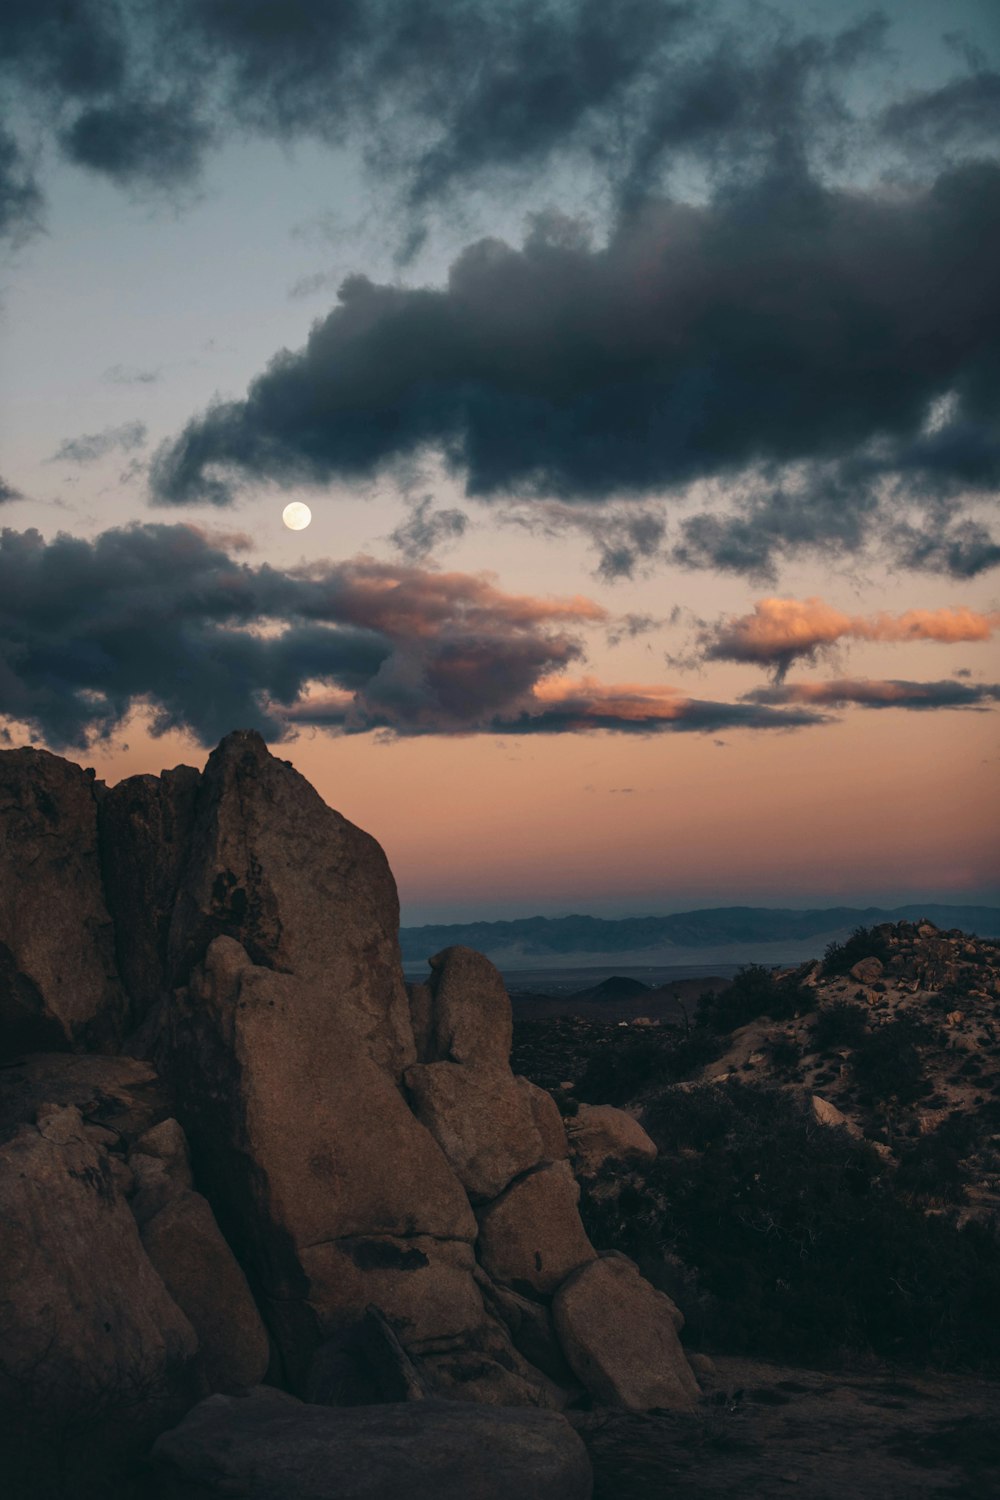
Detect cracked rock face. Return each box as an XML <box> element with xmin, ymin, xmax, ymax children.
<box><xmin>167</xmin><ymin>731</ymin><xmax>413</xmax><ymax>1075</ymax></box>
<box><xmin>0</xmin><ymin>1104</ymin><xmax>197</xmax><ymax>1412</ymax></box>
<box><xmin>165</xmin><ymin>935</ymin><xmax>481</xmax><ymax>1383</ymax></box>
<box><xmin>0</xmin><ymin>729</ymin><xmax>700</xmax><ymax>1456</ymax></box>
<box><xmin>0</xmin><ymin>749</ymin><xmax>128</xmax><ymax>1056</ymax></box>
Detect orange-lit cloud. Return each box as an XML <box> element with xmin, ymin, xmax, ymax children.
<box><xmin>701</xmin><ymin>597</ymin><xmax>1000</xmax><ymax>678</ymax></box>
<box><xmin>295</xmin><ymin>556</ymin><xmax>607</xmax><ymax>639</ymax></box>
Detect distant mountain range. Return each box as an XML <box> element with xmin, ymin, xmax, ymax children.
<box><xmin>400</xmin><ymin>904</ymin><xmax>1000</xmax><ymax>966</ymax></box>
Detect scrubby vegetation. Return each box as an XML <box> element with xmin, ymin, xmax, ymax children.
<box><xmin>574</xmin><ymin>1027</ymin><xmax>721</xmax><ymax>1106</ymax></box>
<box><xmin>578</xmin><ymin>1081</ymin><xmax>1000</xmax><ymax>1372</ymax></box>
<box><xmin>822</xmin><ymin>925</ymin><xmax>890</xmax><ymax>976</ymax></box>
<box><xmin>514</xmin><ymin>919</ymin><xmax>1000</xmax><ymax>1376</ymax></box>
<box><xmin>696</xmin><ymin>965</ymin><xmax>808</xmax><ymax>1033</ymax></box>
<box><xmin>811</xmin><ymin>1000</ymin><xmax>869</xmax><ymax>1051</ymax></box>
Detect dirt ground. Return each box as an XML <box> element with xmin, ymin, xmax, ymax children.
<box><xmin>571</xmin><ymin>1357</ymin><xmax>1000</xmax><ymax>1499</ymax></box>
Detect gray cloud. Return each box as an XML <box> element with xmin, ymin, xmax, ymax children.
<box><xmin>0</xmin><ymin>522</ymin><xmax>822</xmax><ymax>749</ymax></box>
<box><xmin>500</xmin><ymin>498</ymin><xmax>667</xmax><ymax>581</ymax></box>
<box><xmin>881</xmin><ymin>70</ymin><xmax>1000</xmax><ymax>157</ymax></box>
<box><xmin>387</xmin><ymin>496</ymin><xmax>469</xmax><ymax>563</ymax></box>
<box><xmin>149</xmin><ymin>164</ymin><xmax>1000</xmax><ymax>579</ymax></box>
<box><xmin>0</xmin><ymin>477</ymin><xmax>23</xmax><ymax>504</ymax></box>
<box><xmin>0</xmin><ymin>126</ymin><xmax>42</xmax><ymax>243</ymax></box>
<box><xmin>61</xmin><ymin>96</ymin><xmax>213</xmax><ymax>187</ymax></box>
<box><xmin>1</xmin><ymin>2</ymin><xmax>990</xmax><ymax>248</ymax></box>
<box><xmin>744</xmin><ymin>678</ymin><xmax>1000</xmax><ymax>711</ymax></box>
<box><xmin>50</xmin><ymin>421</ymin><xmax>148</xmax><ymax>465</ymax></box>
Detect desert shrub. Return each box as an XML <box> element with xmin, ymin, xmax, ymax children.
<box><xmin>895</xmin><ymin>1114</ymin><xmax>976</xmax><ymax>1203</ymax></box>
<box><xmin>576</xmin><ymin>1026</ymin><xmax>720</xmax><ymax>1105</ymax></box>
<box><xmin>823</xmin><ymin>925</ymin><xmax>890</xmax><ymax>977</ymax></box>
<box><xmin>850</xmin><ymin>1017</ymin><xmax>930</xmax><ymax>1105</ymax></box>
<box><xmin>768</xmin><ymin>1035</ymin><xmax>801</xmax><ymax>1074</ymax></box>
<box><xmin>697</xmin><ymin>965</ymin><xmax>808</xmax><ymax>1033</ymax></box>
<box><xmin>811</xmin><ymin>1000</ymin><xmax>869</xmax><ymax>1051</ymax></box>
<box><xmin>578</xmin><ymin>1080</ymin><xmax>1000</xmax><ymax>1372</ymax></box>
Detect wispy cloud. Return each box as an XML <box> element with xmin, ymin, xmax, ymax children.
<box><xmin>745</xmin><ymin>678</ymin><xmax>1000</xmax><ymax>711</ymax></box>
<box><xmin>49</xmin><ymin>421</ymin><xmax>148</xmax><ymax>465</ymax></box>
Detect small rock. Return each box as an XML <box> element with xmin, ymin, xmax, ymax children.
<box><xmin>811</xmin><ymin>1096</ymin><xmax>862</xmax><ymax>1137</ymax></box>
<box><xmin>849</xmin><ymin>956</ymin><xmax>884</xmax><ymax>985</ymax></box>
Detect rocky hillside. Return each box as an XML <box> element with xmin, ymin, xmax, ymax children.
<box><xmin>0</xmin><ymin>733</ymin><xmax>700</xmax><ymax>1500</ymax></box>
<box><xmin>511</xmin><ymin>921</ymin><xmax>1000</xmax><ymax>1378</ymax></box>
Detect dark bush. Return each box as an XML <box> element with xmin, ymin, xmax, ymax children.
<box><xmin>850</xmin><ymin>1018</ymin><xmax>930</xmax><ymax>1105</ymax></box>
<box><xmin>576</xmin><ymin>1026</ymin><xmax>720</xmax><ymax>1105</ymax></box>
<box><xmin>768</xmin><ymin>1035</ymin><xmax>801</xmax><ymax>1073</ymax></box>
<box><xmin>823</xmin><ymin>926</ymin><xmax>891</xmax><ymax>977</ymax></box>
<box><xmin>811</xmin><ymin>1001</ymin><xmax>869</xmax><ymax>1051</ymax></box>
<box><xmin>895</xmin><ymin>1117</ymin><xmax>972</xmax><ymax>1204</ymax></box>
<box><xmin>578</xmin><ymin>1080</ymin><xmax>1000</xmax><ymax>1372</ymax></box>
<box><xmin>698</xmin><ymin>965</ymin><xmax>809</xmax><ymax>1033</ymax></box>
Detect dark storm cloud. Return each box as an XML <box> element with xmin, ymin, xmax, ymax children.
<box><xmin>0</xmin><ymin>1</ymin><xmax>976</xmax><ymax>245</ymax></box>
<box><xmin>744</xmin><ymin>678</ymin><xmax>1000</xmax><ymax>711</ymax></box>
<box><xmin>0</xmin><ymin>523</ymin><xmax>591</xmax><ymax>747</ymax></box>
<box><xmin>61</xmin><ymin>97</ymin><xmax>213</xmax><ymax>187</ymax></box>
<box><xmin>150</xmin><ymin>163</ymin><xmax>1000</xmax><ymax>577</ymax></box>
<box><xmin>881</xmin><ymin>70</ymin><xmax>1000</xmax><ymax>156</ymax></box>
<box><xmin>1</xmin><ymin>0</ymin><xmax>125</xmax><ymax>99</ymax></box>
<box><xmin>0</xmin><ymin>522</ymin><xmax>821</xmax><ymax>749</ymax></box>
<box><xmin>387</xmin><ymin>497</ymin><xmax>469</xmax><ymax>563</ymax></box>
<box><xmin>0</xmin><ymin>477</ymin><xmax>23</xmax><ymax>504</ymax></box>
<box><xmin>49</xmin><ymin>421</ymin><xmax>148</xmax><ymax>465</ymax></box>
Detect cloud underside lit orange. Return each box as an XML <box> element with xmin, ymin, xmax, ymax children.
<box><xmin>702</xmin><ymin>597</ymin><xmax>1000</xmax><ymax>676</ymax></box>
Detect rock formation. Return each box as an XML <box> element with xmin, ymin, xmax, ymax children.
<box><xmin>0</xmin><ymin>729</ymin><xmax>699</xmax><ymax>1494</ymax></box>
<box><xmin>0</xmin><ymin>749</ymin><xmax>127</xmax><ymax>1055</ymax></box>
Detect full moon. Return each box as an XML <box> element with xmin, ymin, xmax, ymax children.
<box><xmin>282</xmin><ymin>502</ymin><xmax>312</xmax><ymax>531</ymax></box>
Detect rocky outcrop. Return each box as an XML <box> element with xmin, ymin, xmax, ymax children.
<box><xmin>140</xmin><ymin>1190</ymin><xmax>271</xmax><ymax>1392</ymax></box>
<box><xmin>476</xmin><ymin>1161</ymin><xmax>597</xmax><ymax>1295</ymax></box>
<box><xmin>405</xmin><ymin>1061</ymin><xmax>545</xmax><ymax>1201</ymax></box>
<box><xmin>0</xmin><ymin>749</ymin><xmax>127</xmax><ymax>1056</ymax></box>
<box><xmin>553</xmin><ymin>1255</ymin><xmax>699</xmax><ymax>1410</ymax></box>
<box><xmin>517</xmin><ymin>1076</ymin><xmax>570</xmax><ymax>1160</ymax></box>
<box><xmin>0</xmin><ymin>729</ymin><xmax>702</xmax><ymax>1500</ymax></box>
<box><xmin>0</xmin><ymin>1051</ymin><xmax>171</xmax><ymax>1146</ymax></box>
<box><xmin>153</xmin><ymin>1390</ymin><xmax>594</xmax><ymax>1500</ymax></box>
<box><xmin>0</xmin><ymin>1104</ymin><xmax>197</xmax><ymax>1419</ymax></box>
<box><xmin>164</xmin><ymin>935</ymin><xmax>482</xmax><ymax>1382</ymax></box>
<box><xmin>99</xmin><ymin>765</ymin><xmax>201</xmax><ymax>1033</ymax></box>
<box><xmin>426</xmin><ymin>945</ymin><xmax>514</xmax><ymax>1066</ymax></box>
<box><xmin>167</xmin><ymin>731</ymin><xmax>413</xmax><ymax>1073</ymax></box>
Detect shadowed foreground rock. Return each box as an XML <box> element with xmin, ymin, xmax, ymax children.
<box><xmin>152</xmin><ymin>1390</ymin><xmax>593</xmax><ymax>1500</ymax></box>
<box><xmin>0</xmin><ymin>730</ymin><xmax>701</xmax><ymax>1497</ymax></box>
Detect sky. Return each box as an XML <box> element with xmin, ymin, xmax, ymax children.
<box><xmin>1</xmin><ymin>0</ymin><xmax>998</xmax><ymax>923</ymax></box>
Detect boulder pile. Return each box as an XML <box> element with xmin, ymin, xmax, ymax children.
<box><xmin>0</xmin><ymin>732</ymin><xmax>698</xmax><ymax>1497</ymax></box>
